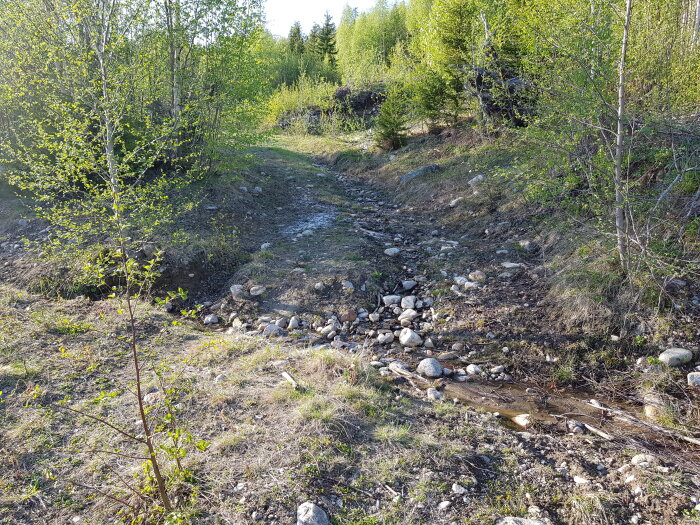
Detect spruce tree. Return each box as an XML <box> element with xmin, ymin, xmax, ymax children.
<box><xmin>288</xmin><ymin>21</ymin><xmax>305</xmax><ymax>55</ymax></box>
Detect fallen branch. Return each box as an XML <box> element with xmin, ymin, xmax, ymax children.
<box><xmin>586</xmin><ymin>400</ymin><xmax>700</xmax><ymax>447</ymax></box>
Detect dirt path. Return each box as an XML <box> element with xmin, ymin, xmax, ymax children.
<box><xmin>2</xmin><ymin>144</ymin><xmax>700</xmax><ymax>524</ymax></box>
<box><xmin>206</xmin><ymin>145</ymin><xmax>700</xmax><ymax>470</ymax></box>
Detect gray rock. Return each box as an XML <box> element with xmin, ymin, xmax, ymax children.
<box><xmin>399</xmin><ymin>164</ymin><xmax>441</xmax><ymax>184</ymax></box>
<box><xmin>402</xmin><ymin>280</ymin><xmax>417</xmax><ymax>291</ymax></box>
<box><xmin>230</xmin><ymin>284</ymin><xmax>245</xmax><ymax>299</ymax></box>
<box><xmin>468</xmin><ymin>270</ymin><xmax>486</xmax><ymax>282</ymax></box>
<box><xmin>341</xmin><ymin>280</ymin><xmax>354</xmax><ymax>290</ymax></box>
<box><xmin>401</xmin><ymin>296</ymin><xmax>416</xmax><ymax>309</ymax></box>
<box><xmin>449</xmin><ymin>197</ymin><xmax>463</xmax><ymax>208</ymax></box>
<box><xmin>263</xmin><ymin>324</ymin><xmax>286</xmax><ymax>338</ymax></box>
<box><xmin>495</xmin><ymin>519</ymin><xmax>547</xmax><ymax>525</ymax></box>
<box><xmin>399</xmin><ymin>328</ymin><xmax>423</xmax><ymax>347</ymax></box>
<box><xmin>426</xmin><ymin>388</ymin><xmax>444</xmax><ymax>401</ymax></box>
<box><xmin>398</xmin><ymin>309</ymin><xmax>419</xmax><ymax>322</ymax></box>
<box><xmin>688</xmin><ymin>372</ymin><xmax>700</xmax><ymax>386</ymax></box>
<box><xmin>377</xmin><ymin>333</ymin><xmax>394</xmax><ymax>345</ymax></box>
<box><xmin>658</xmin><ymin>347</ymin><xmax>693</xmax><ymax>367</ymax></box>
<box><xmin>512</xmin><ymin>413</ymin><xmax>531</xmax><ymax>428</ymax></box>
<box><xmin>204</xmin><ymin>314</ymin><xmax>219</xmax><ymax>325</ymax></box>
<box><xmin>631</xmin><ymin>453</ymin><xmax>658</xmax><ymax>466</ymax></box>
<box><xmin>519</xmin><ymin>240</ymin><xmax>538</xmax><ymax>252</ymax></box>
<box><xmin>417</xmin><ymin>358</ymin><xmax>443</xmax><ymax>378</ymax></box>
<box><xmin>468</xmin><ymin>174</ymin><xmax>484</xmax><ymax>186</ymax></box>
<box><xmin>260</xmin><ymin>242</ymin><xmax>272</xmax><ymax>250</ymax></box>
<box><xmin>384</xmin><ymin>247</ymin><xmax>401</xmax><ymax>256</ymax></box>
<box><xmin>466</xmin><ymin>364</ymin><xmax>482</xmax><ymax>375</ymax></box>
<box><xmin>382</xmin><ymin>295</ymin><xmax>401</xmax><ymax>306</ymax></box>
<box><xmin>250</xmin><ymin>286</ymin><xmax>267</xmax><ymax>297</ymax></box>
<box><xmin>296</xmin><ymin>502</ymin><xmax>330</xmax><ymax>525</ymax></box>
<box><xmin>288</xmin><ymin>316</ymin><xmax>300</xmax><ymax>330</ymax></box>
<box><xmin>501</xmin><ymin>262</ymin><xmax>522</xmax><ymax>269</ymax></box>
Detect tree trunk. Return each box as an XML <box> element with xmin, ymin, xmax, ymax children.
<box><xmin>614</xmin><ymin>0</ymin><xmax>633</xmax><ymax>269</ymax></box>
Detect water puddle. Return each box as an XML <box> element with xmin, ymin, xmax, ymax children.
<box><xmin>444</xmin><ymin>379</ymin><xmax>700</xmax><ymax>465</ymax></box>
<box><xmin>279</xmin><ymin>201</ymin><xmax>337</xmax><ymax>236</ymax></box>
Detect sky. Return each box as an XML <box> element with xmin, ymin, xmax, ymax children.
<box><xmin>263</xmin><ymin>0</ymin><xmax>378</xmax><ymax>38</ymax></box>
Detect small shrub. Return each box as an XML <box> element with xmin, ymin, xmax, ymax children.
<box><xmin>374</xmin><ymin>86</ymin><xmax>409</xmax><ymax>150</ymax></box>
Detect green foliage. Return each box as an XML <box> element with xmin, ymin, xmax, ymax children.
<box><xmin>288</xmin><ymin>22</ymin><xmax>305</xmax><ymax>55</ymax></box>
<box><xmin>337</xmin><ymin>0</ymin><xmax>408</xmax><ymax>84</ymax></box>
<box><xmin>374</xmin><ymin>87</ymin><xmax>409</xmax><ymax>149</ymax></box>
<box><xmin>268</xmin><ymin>75</ymin><xmax>339</xmax><ymax>122</ymax></box>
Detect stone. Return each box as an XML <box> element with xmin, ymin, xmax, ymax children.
<box><xmin>437</xmin><ymin>500</ymin><xmax>451</xmax><ymax>510</ymax></box>
<box><xmin>377</xmin><ymin>333</ymin><xmax>394</xmax><ymax>345</ymax></box>
<box><xmin>519</xmin><ymin>240</ymin><xmax>538</xmax><ymax>252</ymax></box>
<box><xmin>658</xmin><ymin>348</ymin><xmax>693</xmax><ymax>367</ymax></box>
<box><xmin>452</xmin><ymin>483</ymin><xmax>468</xmax><ymax>495</ymax></box>
<box><xmin>573</xmin><ymin>476</ymin><xmax>590</xmax><ymax>485</ymax></box>
<box><xmin>491</xmin><ymin>365</ymin><xmax>506</xmax><ymax>374</ymax></box>
<box><xmin>143</xmin><ymin>391</ymin><xmax>165</xmax><ymax>405</ymax></box>
<box><xmin>466</xmin><ymin>364</ymin><xmax>482</xmax><ymax>375</ymax></box>
<box><xmin>426</xmin><ymin>388</ymin><xmax>444</xmax><ymax>401</ymax></box>
<box><xmin>382</xmin><ymin>295</ymin><xmax>401</xmax><ymax>306</ymax></box>
<box><xmin>230</xmin><ymin>284</ymin><xmax>245</xmax><ymax>299</ymax></box>
<box><xmin>512</xmin><ymin>414</ymin><xmax>531</xmax><ymax>428</ymax></box>
<box><xmin>688</xmin><ymin>372</ymin><xmax>700</xmax><ymax>386</ymax></box>
<box><xmin>468</xmin><ymin>270</ymin><xmax>486</xmax><ymax>282</ymax></box>
<box><xmin>438</xmin><ymin>351</ymin><xmax>458</xmax><ymax>360</ymax></box>
<box><xmin>369</xmin><ymin>312</ymin><xmax>381</xmax><ymax>322</ymax></box>
<box><xmin>417</xmin><ymin>358</ymin><xmax>443</xmax><ymax>378</ymax></box>
<box><xmin>250</xmin><ymin>286</ymin><xmax>266</xmax><ymax>297</ymax></box>
<box><xmin>402</xmin><ymin>280</ymin><xmax>417</xmax><ymax>291</ymax></box>
<box><xmin>340</xmin><ymin>309</ymin><xmax>357</xmax><ymax>322</ymax></box>
<box><xmin>384</xmin><ymin>247</ymin><xmax>401</xmax><ymax>256</ymax></box>
<box><xmin>401</xmin><ymin>296</ymin><xmax>416</xmax><ymax>309</ymax></box>
<box><xmin>341</xmin><ymin>280</ymin><xmax>354</xmax><ymax>290</ymax></box>
<box><xmin>399</xmin><ymin>328</ymin><xmax>423</xmax><ymax>347</ymax></box>
<box><xmin>204</xmin><ymin>314</ymin><xmax>219</xmax><ymax>325</ymax></box>
<box><xmin>263</xmin><ymin>324</ymin><xmax>286</xmax><ymax>338</ymax></box>
<box><xmin>260</xmin><ymin>242</ymin><xmax>272</xmax><ymax>250</ymax></box>
<box><xmin>314</xmin><ymin>282</ymin><xmax>325</xmax><ymax>291</ymax></box>
<box><xmin>449</xmin><ymin>197</ymin><xmax>463</xmax><ymax>208</ymax></box>
<box><xmin>501</xmin><ymin>262</ymin><xmax>522</xmax><ymax>269</ymax></box>
<box><xmin>296</xmin><ymin>502</ymin><xmax>330</xmax><ymax>525</ymax></box>
<box><xmin>631</xmin><ymin>454</ymin><xmax>658</xmax><ymax>467</ymax></box>
<box><xmin>288</xmin><ymin>316</ymin><xmax>301</xmax><ymax>330</ymax></box>
<box><xmin>398</xmin><ymin>309</ymin><xmax>419</xmax><ymax>322</ymax></box>
<box><xmin>468</xmin><ymin>174</ymin><xmax>484</xmax><ymax>186</ymax></box>
<box><xmin>399</xmin><ymin>164</ymin><xmax>441</xmax><ymax>184</ymax></box>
